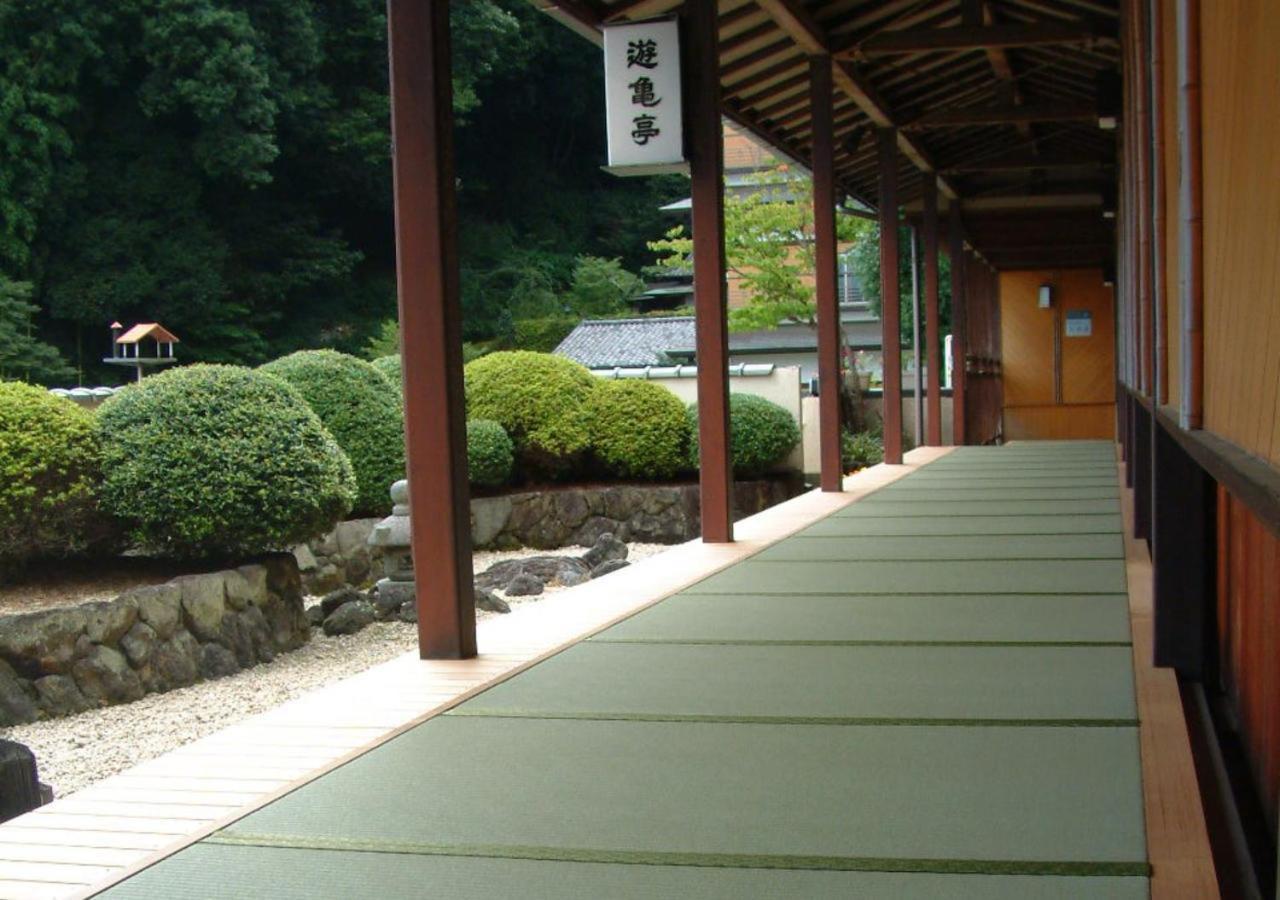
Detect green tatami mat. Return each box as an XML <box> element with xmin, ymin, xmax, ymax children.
<box><xmin>755</xmin><ymin>533</ymin><xmax>1123</xmax><ymax>561</ymax></box>
<box><xmin>221</xmin><ymin>717</ymin><xmax>1147</xmax><ymax>866</ymax></box>
<box><xmin>599</xmin><ymin>593</ymin><xmax>1133</xmax><ymax>644</ymax></box>
<box><xmin>93</xmin><ymin>844</ymin><xmax>1149</xmax><ymax>900</ymax></box>
<box><xmin>867</xmin><ymin>486</ymin><xmax>1118</xmax><ymax>502</ymax></box>
<box><xmin>799</xmin><ymin>514</ymin><xmax>1121</xmax><ymax>537</ymax></box>
<box><xmin>685</xmin><ymin>559</ymin><xmax>1127</xmax><ymax>595</ymax></box>
<box><xmin>452</xmin><ymin>642</ymin><xmax>1137</xmax><ymax>722</ymax></box>
<box><xmin>892</xmin><ymin>475</ymin><xmax>1119</xmax><ymax>487</ymax></box>
<box><xmin>830</xmin><ymin>498</ymin><xmax>1119</xmax><ymax>517</ymax></box>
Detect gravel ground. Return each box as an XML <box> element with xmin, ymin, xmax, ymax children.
<box><xmin>1</xmin><ymin>543</ymin><xmax>671</xmax><ymax>799</ymax></box>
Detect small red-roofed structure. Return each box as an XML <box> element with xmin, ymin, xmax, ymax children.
<box><xmin>104</xmin><ymin>321</ymin><xmax>180</xmax><ymax>382</ymax></box>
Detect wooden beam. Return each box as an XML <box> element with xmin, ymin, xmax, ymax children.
<box><xmin>748</xmin><ymin>0</ymin><xmax>961</xmax><ymax>199</ymax></box>
<box><xmin>845</xmin><ymin>22</ymin><xmax>1111</xmax><ymax>57</ymax></box>
<box><xmin>904</xmin><ymin>101</ymin><xmax>1098</xmax><ymax>129</ymax></box>
<box><xmin>387</xmin><ymin>0</ymin><xmax>476</xmax><ymax>659</ymax></box>
<box><xmin>878</xmin><ymin>128</ymin><xmax>903</xmax><ymax>465</ymax></box>
<box><xmin>922</xmin><ymin>176</ymin><xmax>942</xmax><ymax>446</ymax></box>
<box><xmin>687</xmin><ymin>0</ymin><xmax>733</xmax><ymax>542</ymax></box>
<box><xmin>1176</xmin><ymin>0</ymin><xmax>1202</xmax><ymax>430</ymax></box>
<box><xmin>811</xmin><ymin>56</ymin><xmax>842</xmax><ymax>492</ymax></box>
<box><xmin>941</xmin><ymin>151</ymin><xmax>1112</xmax><ymax>173</ymax></box>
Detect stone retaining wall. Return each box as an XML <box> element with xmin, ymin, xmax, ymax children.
<box><xmin>0</xmin><ymin>555</ymin><xmax>309</xmax><ymax>726</ymax></box>
<box><xmin>294</xmin><ymin>478</ymin><xmax>806</xmax><ymax>594</ymax></box>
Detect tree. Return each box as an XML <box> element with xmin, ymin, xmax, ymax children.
<box><xmin>648</xmin><ymin>165</ymin><xmax>867</xmax><ymax>332</ymax></box>
<box><xmin>850</xmin><ymin>223</ymin><xmax>952</xmax><ymax>343</ymax></box>
<box><xmin>0</xmin><ymin>277</ymin><xmax>75</xmax><ymax>385</ymax></box>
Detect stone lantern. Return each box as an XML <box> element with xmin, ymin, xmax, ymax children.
<box><xmin>368</xmin><ymin>480</ymin><xmax>415</xmax><ymax>607</ymax></box>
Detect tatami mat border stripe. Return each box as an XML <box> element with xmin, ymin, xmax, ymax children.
<box><xmin>202</xmin><ymin>833</ymin><xmax>1151</xmax><ymax>878</ymax></box>
<box><xmin>749</xmin><ymin>555</ymin><xmax>1124</xmax><ymax>562</ymax></box>
<box><xmin>587</xmin><ymin>638</ymin><xmax>1133</xmax><ymax>647</ymax></box>
<box><xmin>441</xmin><ymin>710</ymin><xmax>1140</xmax><ymax>728</ymax></box>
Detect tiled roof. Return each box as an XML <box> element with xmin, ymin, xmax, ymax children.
<box><xmin>555</xmin><ymin>317</ymin><xmax>696</xmax><ymax>368</ymax></box>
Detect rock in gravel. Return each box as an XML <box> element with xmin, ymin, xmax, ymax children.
<box><xmin>33</xmin><ymin>674</ymin><xmax>91</xmax><ymax>718</ymax></box>
<box><xmin>476</xmin><ymin>556</ymin><xmax>589</xmax><ymax>591</ymax></box>
<box><xmin>371</xmin><ymin>591</ymin><xmax>403</xmax><ymax>621</ymax></box>
<box><xmin>323</xmin><ymin>601</ymin><xmax>376</xmax><ymax>636</ymax></box>
<box><xmin>72</xmin><ymin>646</ymin><xmax>143</xmax><ymax>705</ymax></box>
<box><xmin>319</xmin><ymin>587</ymin><xmax>366</xmax><ymax>617</ymax></box>
<box><xmin>199</xmin><ymin>644</ymin><xmax>240</xmax><ymax>680</ymax></box>
<box><xmin>120</xmin><ymin>622</ymin><xmax>157</xmax><ymax>667</ymax></box>
<box><xmin>305</xmin><ymin>605</ymin><xmax>326</xmax><ymax>628</ymax></box>
<box><xmin>475</xmin><ymin>591</ymin><xmax>510</xmax><ymax>614</ymax></box>
<box><xmin>398</xmin><ymin>603</ymin><xmax>418</xmax><ymax>624</ymax></box>
<box><xmin>581</xmin><ymin>532</ymin><xmax>628</xmax><ymax>569</ymax></box>
<box><xmin>0</xmin><ymin>660</ymin><xmax>39</xmax><ymax>725</ymax></box>
<box><xmin>504</xmin><ymin>574</ymin><xmax>545</xmax><ymax>597</ymax></box>
<box><xmin>148</xmin><ymin>632</ymin><xmax>201</xmax><ymax>691</ymax></box>
<box><xmin>591</xmin><ymin>558</ymin><xmax>630</xmax><ymax>579</ymax></box>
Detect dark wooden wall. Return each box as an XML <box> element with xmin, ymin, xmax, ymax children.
<box><xmin>963</xmin><ymin>254</ymin><xmax>1003</xmax><ymax>444</ymax></box>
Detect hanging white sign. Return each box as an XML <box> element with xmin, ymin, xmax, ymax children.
<box><xmin>603</xmin><ymin>19</ymin><xmax>685</xmax><ymax>174</ymax></box>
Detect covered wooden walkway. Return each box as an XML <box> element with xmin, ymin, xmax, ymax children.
<box><xmin>90</xmin><ymin>443</ymin><xmax>1159</xmax><ymax>898</ymax></box>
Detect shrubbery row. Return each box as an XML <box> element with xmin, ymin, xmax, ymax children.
<box><xmin>0</xmin><ymin>350</ymin><xmax>799</xmax><ymax>568</ymax></box>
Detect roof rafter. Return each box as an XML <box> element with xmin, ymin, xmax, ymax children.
<box><xmin>839</xmin><ymin>21</ymin><xmax>1112</xmax><ymax>58</ymax></box>
<box><xmin>904</xmin><ymin>101</ymin><xmax>1097</xmax><ymax>128</ymax></box>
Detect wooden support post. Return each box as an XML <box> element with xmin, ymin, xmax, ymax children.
<box><xmin>1150</xmin><ymin>0</ymin><xmax>1168</xmax><ymax>406</ymax></box>
<box><xmin>948</xmin><ymin>205</ymin><xmax>968</xmax><ymax>445</ymax></box>
<box><xmin>922</xmin><ymin>177</ymin><xmax>942</xmax><ymax>445</ymax></box>
<box><xmin>1176</xmin><ymin>0</ymin><xmax>1203</xmax><ymax>429</ymax></box>
<box><xmin>387</xmin><ymin>0</ymin><xmax>476</xmax><ymax>659</ymax></box>
<box><xmin>687</xmin><ymin>1</ymin><xmax>733</xmax><ymax>541</ymax></box>
<box><xmin>810</xmin><ymin>56</ymin><xmax>842</xmax><ymax>492</ymax></box>
<box><xmin>877</xmin><ymin>128</ymin><xmax>903</xmax><ymax>464</ymax></box>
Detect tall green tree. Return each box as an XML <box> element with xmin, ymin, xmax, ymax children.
<box><xmin>850</xmin><ymin>223</ymin><xmax>952</xmax><ymax>342</ymax></box>
<box><xmin>648</xmin><ymin>166</ymin><xmax>867</xmax><ymax>332</ymax></box>
<box><xmin>0</xmin><ymin>277</ymin><xmax>75</xmax><ymax>384</ymax></box>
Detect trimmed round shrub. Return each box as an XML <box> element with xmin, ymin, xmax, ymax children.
<box><xmin>371</xmin><ymin>354</ymin><xmax>401</xmax><ymax>391</ymax></box>
<box><xmin>587</xmin><ymin>380</ymin><xmax>689</xmax><ymax>480</ymax></box>
<box><xmin>467</xmin><ymin>419</ymin><xmax>514</xmax><ymax>488</ymax></box>
<box><xmin>686</xmin><ymin>393</ymin><xmax>801</xmax><ymax>478</ymax></box>
<box><xmin>98</xmin><ymin>365</ymin><xmax>356</xmax><ymax>557</ymax></box>
<box><xmin>0</xmin><ymin>383</ymin><xmax>116</xmax><ymax>577</ymax></box>
<box><xmin>260</xmin><ymin>350</ymin><xmax>405</xmax><ymax>516</ymax></box>
<box><xmin>464</xmin><ymin>351</ymin><xmax>597</xmax><ymax>479</ymax></box>
<box><xmin>842</xmin><ymin>428</ymin><xmax>884</xmax><ymax>471</ymax></box>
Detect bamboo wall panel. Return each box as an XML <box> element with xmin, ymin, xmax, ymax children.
<box><xmin>1216</xmin><ymin>486</ymin><xmax>1280</xmax><ymax>832</ymax></box>
<box><xmin>999</xmin><ymin>269</ymin><xmax>1115</xmax><ymax>440</ymax></box>
<box><xmin>1200</xmin><ymin>0</ymin><xmax>1280</xmax><ymax>465</ymax></box>
<box><xmin>1160</xmin><ymin>0</ymin><xmax>1181</xmax><ymax>411</ymax></box>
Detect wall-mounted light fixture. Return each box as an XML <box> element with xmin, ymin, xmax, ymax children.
<box><xmin>1038</xmin><ymin>284</ymin><xmax>1053</xmax><ymax>309</ymax></box>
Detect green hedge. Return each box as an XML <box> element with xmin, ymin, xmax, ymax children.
<box><xmin>686</xmin><ymin>393</ymin><xmax>800</xmax><ymax>478</ymax></box>
<box><xmin>98</xmin><ymin>365</ymin><xmax>355</xmax><ymax>557</ymax></box>
<box><xmin>467</xmin><ymin>419</ymin><xmax>514</xmax><ymax>487</ymax></box>
<box><xmin>0</xmin><ymin>383</ymin><xmax>116</xmax><ymax>578</ymax></box>
<box><xmin>842</xmin><ymin>428</ymin><xmax>884</xmax><ymax>471</ymax></box>
<box><xmin>464</xmin><ymin>351</ymin><xmax>596</xmax><ymax>480</ymax></box>
<box><xmin>371</xmin><ymin>354</ymin><xmax>401</xmax><ymax>391</ymax></box>
<box><xmin>260</xmin><ymin>350</ymin><xmax>404</xmax><ymax>516</ymax></box>
<box><xmin>587</xmin><ymin>380</ymin><xmax>688</xmax><ymax>480</ymax></box>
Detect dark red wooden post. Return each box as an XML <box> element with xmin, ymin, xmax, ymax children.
<box><xmin>811</xmin><ymin>56</ymin><xmax>842</xmax><ymax>491</ymax></box>
<box><xmin>922</xmin><ymin>176</ymin><xmax>942</xmax><ymax>446</ymax></box>
<box><xmin>949</xmin><ymin>205</ymin><xmax>968</xmax><ymax>445</ymax></box>
<box><xmin>387</xmin><ymin>0</ymin><xmax>476</xmax><ymax>659</ymax></box>
<box><xmin>686</xmin><ymin>2</ymin><xmax>733</xmax><ymax>542</ymax></box>
<box><xmin>877</xmin><ymin>128</ymin><xmax>903</xmax><ymax>464</ymax></box>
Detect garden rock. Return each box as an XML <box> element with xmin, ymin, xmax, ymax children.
<box><xmin>591</xmin><ymin>559</ymin><xmax>631</xmax><ymax>579</ymax></box>
<box><xmin>372</xmin><ymin>591</ymin><xmax>403</xmax><ymax>621</ymax></box>
<box><xmin>120</xmin><ymin>622</ymin><xmax>157</xmax><ymax>667</ymax></box>
<box><xmin>323</xmin><ymin>601</ymin><xmax>376</xmax><ymax>636</ymax></box>
<box><xmin>305</xmin><ymin>605</ymin><xmax>326</xmax><ymax>628</ymax></box>
<box><xmin>131</xmin><ymin>584</ymin><xmax>182</xmax><ymax>639</ymax></box>
<box><xmin>199</xmin><ymin>644</ymin><xmax>240</xmax><ymax>680</ymax></box>
<box><xmin>475</xmin><ymin>591</ymin><xmax>510</xmax><ymax>614</ymax></box>
<box><xmin>0</xmin><ymin>608</ymin><xmax>89</xmax><ymax>678</ymax></box>
<box><xmin>320</xmin><ymin>587</ymin><xmax>365</xmax><ymax>617</ymax></box>
<box><xmin>83</xmin><ymin>599</ymin><xmax>138</xmax><ymax>645</ymax></box>
<box><xmin>504</xmin><ymin>574</ymin><xmax>545</xmax><ymax>597</ymax></box>
<box><xmin>33</xmin><ymin>675</ymin><xmax>91</xmax><ymax>718</ymax></box>
<box><xmin>0</xmin><ymin>661</ymin><xmax>38</xmax><ymax>725</ymax></box>
<box><xmin>581</xmin><ymin>532</ymin><xmax>628</xmax><ymax>569</ymax></box>
<box><xmin>178</xmin><ymin>575</ymin><xmax>226</xmax><ymax>643</ymax></box>
<box><xmin>72</xmin><ymin>646</ymin><xmax>143</xmax><ymax>705</ymax></box>
<box><xmin>148</xmin><ymin>632</ymin><xmax>201</xmax><ymax>691</ymax></box>
<box><xmin>475</xmin><ymin>556</ymin><xmax>590</xmax><ymax>591</ymax></box>
<box><xmin>398</xmin><ymin>603</ymin><xmax>418</xmax><ymax>624</ymax></box>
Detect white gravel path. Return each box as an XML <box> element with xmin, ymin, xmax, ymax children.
<box><xmin>2</xmin><ymin>543</ymin><xmax>671</xmax><ymax>799</ymax></box>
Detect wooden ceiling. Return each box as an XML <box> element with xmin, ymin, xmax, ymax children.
<box><xmin>537</xmin><ymin>0</ymin><xmax>1121</xmax><ymax>270</ymax></box>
